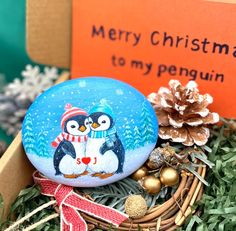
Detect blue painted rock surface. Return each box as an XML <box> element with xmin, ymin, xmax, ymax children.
<box><xmin>22</xmin><ymin>77</ymin><xmax>158</xmax><ymax>187</ymax></box>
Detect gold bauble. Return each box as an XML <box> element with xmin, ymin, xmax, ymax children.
<box><xmin>141</xmin><ymin>175</ymin><xmax>161</xmax><ymax>194</ymax></box>
<box><xmin>124</xmin><ymin>195</ymin><xmax>148</xmax><ymax>219</ymax></box>
<box><xmin>132</xmin><ymin>167</ymin><xmax>148</xmax><ymax>181</ymax></box>
<box><xmin>160</xmin><ymin>167</ymin><xmax>179</xmax><ymax>186</ymax></box>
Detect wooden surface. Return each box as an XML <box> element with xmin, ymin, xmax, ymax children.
<box><xmin>26</xmin><ymin>0</ymin><xmax>72</xmax><ymax>68</ymax></box>
<box><xmin>0</xmin><ymin>132</ymin><xmax>35</xmax><ymax>220</ymax></box>
<box><xmin>0</xmin><ymin>72</ymin><xmax>70</xmax><ymax>220</ymax></box>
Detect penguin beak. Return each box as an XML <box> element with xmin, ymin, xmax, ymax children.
<box><xmin>92</xmin><ymin>122</ymin><xmax>100</xmax><ymax>129</ymax></box>
<box><xmin>79</xmin><ymin>125</ymin><xmax>86</xmax><ymax>132</ymax></box>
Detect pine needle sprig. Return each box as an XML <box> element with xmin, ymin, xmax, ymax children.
<box><xmin>80</xmin><ymin>177</ymin><xmax>168</xmax><ymax>212</ymax></box>
<box><xmin>0</xmin><ymin>185</ymin><xmax>59</xmax><ymax>231</ymax></box>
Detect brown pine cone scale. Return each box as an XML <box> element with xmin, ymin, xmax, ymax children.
<box><xmin>148</xmin><ymin>80</ymin><xmax>219</xmax><ymax>146</ymax></box>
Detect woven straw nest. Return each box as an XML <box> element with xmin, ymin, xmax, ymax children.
<box><xmin>54</xmin><ymin>160</ymin><xmax>206</xmax><ymax>231</ymax></box>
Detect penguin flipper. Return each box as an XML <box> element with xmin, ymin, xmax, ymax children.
<box><xmin>115</xmin><ymin>138</ymin><xmax>125</xmax><ymax>174</ymax></box>
<box><xmin>55</xmin><ymin>169</ymin><xmax>61</xmax><ymax>175</ymax></box>
<box><xmin>100</xmin><ymin>142</ymin><xmax>113</xmax><ymax>155</ymax></box>
<box><xmin>100</xmin><ymin>134</ymin><xmax>117</xmax><ymax>154</ymax></box>
<box><xmin>60</xmin><ymin>141</ymin><xmax>76</xmax><ymax>159</ymax></box>
<box><xmin>53</xmin><ymin>140</ymin><xmax>76</xmax><ymax>176</ymax></box>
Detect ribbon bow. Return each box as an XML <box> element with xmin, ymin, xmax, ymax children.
<box><xmin>33</xmin><ymin>171</ymin><xmax>128</xmax><ymax>231</ymax></box>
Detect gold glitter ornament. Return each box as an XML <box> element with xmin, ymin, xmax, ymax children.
<box><xmin>131</xmin><ymin>166</ymin><xmax>148</xmax><ymax>181</ymax></box>
<box><xmin>160</xmin><ymin>167</ymin><xmax>179</xmax><ymax>186</ymax></box>
<box><xmin>124</xmin><ymin>195</ymin><xmax>148</xmax><ymax>219</ymax></box>
<box><xmin>140</xmin><ymin>175</ymin><xmax>161</xmax><ymax>194</ymax></box>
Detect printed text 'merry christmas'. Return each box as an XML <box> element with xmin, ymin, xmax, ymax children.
<box><xmin>92</xmin><ymin>25</ymin><xmax>141</xmax><ymax>46</ymax></box>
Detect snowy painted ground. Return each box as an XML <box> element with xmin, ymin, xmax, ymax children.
<box><xmin>27</xmin><ymin>143</ymin><xmax>155</xmax><ymax>187</ymax></box>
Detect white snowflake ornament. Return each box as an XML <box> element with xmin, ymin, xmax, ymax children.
<box><xmin>0</xmin><ymin>65</ymin><xmax>59</xmax><ymax>136</ymax></box>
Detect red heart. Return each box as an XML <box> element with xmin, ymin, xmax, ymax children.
<box><xmin>81</xmin><ymin>157</ymin><xmax>91</xmax><ymax>165</ymax></box>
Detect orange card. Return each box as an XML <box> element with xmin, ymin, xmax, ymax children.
<box><xmin>71</xmin><ymin>0</ymin><xmax>236</xmax><ymax>118</ymax></box>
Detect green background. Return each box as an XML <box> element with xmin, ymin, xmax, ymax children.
<box><xmin>0</xmin><ymin>0</ymin><xmax>32</xmax><ymax>84</ymax></box>
<box><xmin>0</xmin><ymin>0</ymin><xmax>46</xmax><ymax>144</ymax></box>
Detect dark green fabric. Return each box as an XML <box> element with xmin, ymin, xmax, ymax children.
<box><xmin>0</xmin><ymin>1</ymin><xmax>38</xmax><ymax>142</ymax></box>
<box><xmin>0</xmin><ymin>128</ymin><xmax>12</xmax><ymax>145</ymax></box>
<box><xmin>0</xmin><ymin>1</ymin><xmax>65</xmax><ymax>143</ymax></box>
<box><xmin>0</xmin><ymin>0</ymin><xmax>33</xmax><ymax>84</ymax></box>
<box><xmin>0</xmin><ymin>0</ymin><xmax>32</xmax><ymax>142</ymax></box>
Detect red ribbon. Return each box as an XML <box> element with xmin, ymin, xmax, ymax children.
<box><xmin>33</xmin><ymin>171</ymin><xmax>128</xmax><ymax>231</ymax></box>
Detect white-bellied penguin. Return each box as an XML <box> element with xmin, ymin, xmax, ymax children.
<box><xmin>52</xmin><ymin>104</ymin><xmax>90</xmax><ymax>178</ymax></box>
<box><xmin>86</xmin><ymin>100</ymin><xmax>125</xmax><ymax>179</ymax></box>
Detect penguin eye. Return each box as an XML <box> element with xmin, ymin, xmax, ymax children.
<box><xmin>71</xmin><ymin>125</ymin><xmax>76</xmax><ymax>128</ymax></box>
<box><xmin>85</xmin><ymin>122</ymin><xmax>89</xmax><ymax>125</ymax></box>
<box><xmin>102</xmin><ymin>120</ymin><xmax>106</xmax><ymax>124</ymax></box>
<box><xmin>88</xmin><ymin>117</ymin><xmax>93</xmax><ymax>124</ymax></box>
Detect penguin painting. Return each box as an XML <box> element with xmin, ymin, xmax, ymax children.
<box><xmin>52</xmin><ymin>104</ymin><xmax>90</xmax><ymax>178</ymax></box>
<box><xmin>86</xmin><ymin>100</ymin><xmax>125</xmax><ymax>179</ymax></box>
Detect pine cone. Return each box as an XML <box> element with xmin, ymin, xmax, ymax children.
<box><xmin>147</xmin><ymin>143</ymin><xmax>177</xmax><ymax>169</ymax></box>
<box><xmin>147</xmin><ymin>148</ymin><xmax>165</xmax><ymax>169</ymax></box>
<box><xmin>148</xmin><ymin>80</ymin><xmax>219</xmax><ymax>146</ymax></box>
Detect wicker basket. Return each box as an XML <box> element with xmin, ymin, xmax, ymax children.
<box><xmin>59</xmin><ymin>163</ymin><xmax>206</xmax><ymax>231</ymax></box>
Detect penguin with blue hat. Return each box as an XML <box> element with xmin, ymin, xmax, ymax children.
<box><xmin>86</xmin><ymin>99</ymin><xmax>125</xmax><ymax>179</ymax></box>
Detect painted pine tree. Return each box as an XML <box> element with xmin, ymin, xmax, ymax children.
<box><xmin>123</xmin><ymin>120</ymin><xmax>134</xmax><ymax>150</ymax></box>
<box><xmin>37</xmin><ymin>131</ymin><xmax>50</xmax><ymax>158</ymax></box>
<box><xmin>22</xmin><ymin>113</ymin><xmax>37</xmax><ymax>154</ymax></box>
<box><xmin>140</xmin><ymin>102</ymin><xmax>156</xmax><ymax>144</ymax></box>
<box><xmin>133</xmin><ymin>126</ymin><xmax>142</xmax><ymax>149</ymax></box>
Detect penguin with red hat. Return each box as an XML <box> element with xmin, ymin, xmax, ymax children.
<box><xmin>52</xmin><ymin>104</ymin><xmax>90</xmax><ymax>178</ymax></box>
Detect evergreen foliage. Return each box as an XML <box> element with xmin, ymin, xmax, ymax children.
<box><xmin>140</xmin><ymin>102</ymin><xmax>156</xmax><ymax>144</ymax></box>
<box><xmin>81</xmin><ymin>177</ymin><xmax>168</xmax><ymax>213</ymax></box>
<box><xmin>123</xmin><ymin>120</ymin><xmax>134</xmax><ymax>150</ymax></box>
<box><xmin>133</xmin><ymin>126</ymin><xmax>142</xmax><ymax>149</ymax></box>
<box><xmin>23</xmin><ymin>114</ymin><xmax>51</xmax><ymax>158</ymax></box>
<box><xmin>37</xmin><ymin>131</ymin><xmax>50</xmax><ymax>158</ymax></box>
<box><xmin>22</xmin><ymin>113</ymin><xmax>36</xmax><ymax>154</ymax></box>
<box><xmin>123</xmin><ymin>102</ymin><xmax>156</xmax><ymax>150</ymax></box>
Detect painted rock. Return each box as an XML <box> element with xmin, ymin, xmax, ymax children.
<box><xmin>22</xmin><ymin>77</ymin><xmax>158</xmax><ymax>187</ymax></box>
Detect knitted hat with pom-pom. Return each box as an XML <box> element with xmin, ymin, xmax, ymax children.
<box><xmin>61</xmin><ymin>103</ymin><xmax>88</xmax><ymax>129</ymax></box>
<box><xmin>89</xmin><ymin>99</ymin><xmax>114</xmax><ymax>119</ymax></box>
